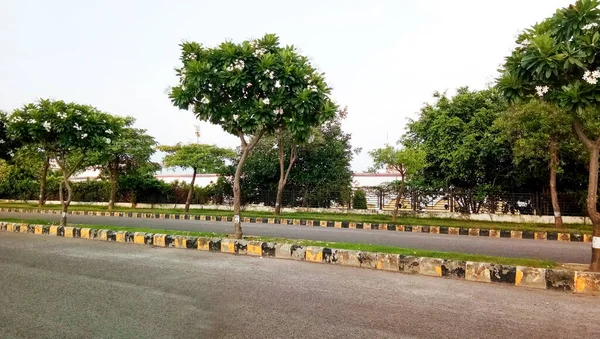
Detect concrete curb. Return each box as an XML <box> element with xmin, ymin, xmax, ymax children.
<box><xmin>1</xmin><ymin>221</ymin><xmax>599</xmax><ymax>295</ymax></box>
<box><xmin>0</xmin><ymin>207</ymin><xmax>593</xmax><ymax>243</ymax></box>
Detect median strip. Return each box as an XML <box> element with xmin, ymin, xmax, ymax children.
<box><xmin>0</xmin><ymin>206</ymin><xmax>593</xmax><ymax>243</ymax></box>
<box><xmin>1</xmin><ymin>221</ymin><xmax>598</xmax><ymax>295</ymax></box>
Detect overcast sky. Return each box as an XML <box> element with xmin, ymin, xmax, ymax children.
<box><xmin>0</xmin><ymin>0</ymin><xmax>571</xmax><ymax>172</ymax></box>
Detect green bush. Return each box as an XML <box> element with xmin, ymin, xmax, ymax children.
<box><xmin>352</xmin><ymin>189</ymin><xmax>367</xmax><ymax>209</ymax></box>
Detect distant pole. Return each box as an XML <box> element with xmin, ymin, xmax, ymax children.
<box><xmin>194</xmin><ymin>125</ymin><xmax>201</xmax><ymax>143</ymax></box>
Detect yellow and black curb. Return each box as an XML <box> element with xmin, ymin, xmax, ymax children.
<box><xmin>1</xmin><ymin>221</ymin><xmax>599</xmax><ymax>295</ymax></box>
<box><xmin>0</xmin><ymin>207</ymin><xmax>593</xmax><ymax>243</ymax></box>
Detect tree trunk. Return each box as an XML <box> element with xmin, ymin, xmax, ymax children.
<box><xmin>108</xmin><ymin>166</ymin><xmax>118</xmax><ymax>211</ymax></box>
<box><xmin>38</xmin><ymin>156</ymin><xmax>50</xmax><ymax>208</ymax></box>
<box><xmin>274</xmin><ymin>135</ymin><xmax>297</xmax><ymax>215</ymax></box>
<box><xmin>587</xmin><ymin>146</ymin><xmax>600</xmax><ymax>271</ymax></box>
<box><xmin>232</xmin><ymin>130</ymin><xmax>266</xmax><ymax>239</ymax></box>
<box><xmin>185</xmin><ymin>168</ymin><xmax>197</xmax><ymax>213</ymax></box>
<box><xmin>573</xmin><ymin>121</ymin><xmax>600</xmax><ymax>271</ymax></box>
<box><xmin>59</xmin><ymin>174</ymin><xmax>73</xmax><ymax>226</ymax></box>
<box><xmin>549</xmin><ymin>140</ymin><xmax>563</xmax><ymax>228</ymax></box>
<box><xmin>392</xmin><ymin>174</ymin><xmax>405</xmax><ymax>222</ymax></box>
<box><xmin>233</xmin><ymin>148</ymin><xmax>250</xmax><ymax>239</ymax></box>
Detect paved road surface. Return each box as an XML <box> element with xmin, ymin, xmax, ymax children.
<box><xmin>0</xmin><ymin>211</ymin><xmax>592</xmax><ymax>264</ymax></box>
<box><xmin>0</xmin><ymin>233</ymin><xmax>598</xmax><ymax>339</ymax></box>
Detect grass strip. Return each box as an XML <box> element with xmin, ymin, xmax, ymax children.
<box><xmin>0</xmin><ymin>202</ymin><xmax>592</xmax><ymax>234</ymax></box>
<box><xmin>0</xmin><ymin>219</ymin><xmax>557</xmax><ymax>269</ymax></box>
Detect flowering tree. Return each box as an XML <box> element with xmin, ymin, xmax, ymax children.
<box><xmin>169</xmin><ymin>34</ymin><xmax>337</xmax><ymax>238</ymax></box>
<box><xmin>94</xmin><ymin>119</ymin><xmax>157</xmax><ymax>210</ymax></box>
<box><xmin>0</xmin><ymin>111</ymin><xmax>17</xmax><ymax>161</ymax></box>
<box><xmin>8</xmin><ymin>100</ymin><xmax>121</xmax><ymax>226</ymax></box>
<box><xmin>497</xmin><ymin>0</ymin><xmax>600</xmax><ymax>270</ymax></box>
<box><xmin>369</xmin><ymin>143</ymin><xmax>426</xmax><ymax>221</ymax></box>
<box><xmin>157</xmin><ymin>143</ymin><xmax>234</xmax><ymax>212</ymax></box>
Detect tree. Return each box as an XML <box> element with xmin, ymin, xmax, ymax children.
<box><xmin>353</xmin><ymin>189</ymin><xmax>367</xmax><ymax>209</ymax></box>
<box><xmin>223</xmin><ymin>110</ymin><xmax>354</xmax><ymax>208</ymax></box>
<box><xmin>94</xmin><ymin>119</ymin><xmax>157</xmax><ymax>210</ymax></box>
<box><xmin>169</xmin><ymin>34</ymin><xmax>337</xmax><ymax>238</ymax></box>
<box><xmin>158</xmin><ymin>144</ymin><xmax>234</xmax><ymax>212</ymax></box>
<box><xmin>496</xmin><ymin>100</ymin><xmax>583</xmax><ymax>227</ymax></box>
<box><xmin>405</xmin><ymin>88</ymin><xmax>516</xmax><ymax>212</ymax></box>
<box><xmin>0</xmin><ymin>111</ymin><xmax>15</xmax><ymax>161</ymax></box>
<box><xmin>369</xmin><ymin>143</ymin><xmax>425</xmax><ymax>221</ymax></box>
<box><xmin>7</xmin><ymin>99</ymin><xmax>121</xmax><ymax>226</ymax></box>
<box><xmin>496</xmin><ymin>0</ymin><xmax>600</xmax><ymax>270</ymax></box>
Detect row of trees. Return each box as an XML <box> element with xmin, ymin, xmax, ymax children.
<box><xmin>367</xmin><ymin>0</ymin><xmax>600</xmax><ymax>270</ymax></box>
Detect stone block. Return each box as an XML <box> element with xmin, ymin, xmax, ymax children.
<box><xmin>430</xmin><ymin>226</ymin><xmax>440</xmax><ymax>234</ymax></box>
<box><xmin>489</xmin><ymin>264</ymin><xmax>516</xmax><ymax>284</ymax></box>
<box><xmin>584</xmin><ymin>234</ymin><xmax>593</xmax><ymax>242</ymax></box>
<box><xmin>441</xmin><ymin>260</ymin><xmax>466</xmax><ymax>279</ymax></box>
<box><xmin>545</xmin><ymin>269</ymin><xmax>575</xmax><ymax>291</ymax></box>
<box><xmin>489</xmin><ymin>229</ymin><xmax>500</xmax><ymax>238</ymax></box>
<box><xmin>466</xmin><ymin>262</ymin><xmax>491</xmax><ymax>283</ymax></box>
<box><xmin>305</xmin><ymin>246</ymin><xmax>323</xmax><ymax>263</ymax></box>
<box><xmin>534</xmin><ymin>232</ymin><xmax>547</xmax><ymax>240</ymax></box>
<box><xmin>448</xmin><ymin>227</ymin><xmax>459</xmax><ymax>235</ymax></box>
<box><xmin>97</xmin><ymin>229</ymin><xmax>108</xmax><ymax>240</ymax></box>
<box><xmin>221</xmin><ymin>239</ymin><xmax>237</xmax><ymax>254</ymax></box>
<box><xmin>419</xmin><ymin>258</ymin><xmax>442</xmax><ymax>277</ymax></box>
<box><xmin>515</xmin><ymin>267</ymin><xmax>547</xmax><ymax>289</ymax></box>
<box><xmin>322</xmin><ymin>248</ymin><xmax>340</xmax><ymax>264</ymax></box>
<box><xmin>247</xmin><ymin>241</ymin><xmax>264</xmax><ymax>256</ymax></box>
<box><xmin>63</xmin><ymin>227</ymin><xmax>79</xmax><ymax>238</ymax></box>
<box><xmin>34</xmin><ymin>225</ymin><xmax>45</xmax><ymax>235</ymax></box>
<box><xmin>133</xmin><ymin>232</ymin><xmax>147</xmax><ymax>244</ymax></box>
<box><xmin>399</xmin><ymin>255</ymin><xmax>420</xmax><ymax>274</ymax></box>
<box><xmin>338</xmin><ymin>250</ymin><xmax>377</xmax><ymax>269</ymax></box>
<box><xmin>558</xmin><ymin>233</ymin><xmax>570</xmax><ymax>241</ymax></box>
<box><xmin>153</xmin><ymin>234</ymin><xmax>167</xmax><ymax>247</ymax></box>
<box><xmin>574</xmin><ymin>271</ymin><xmax>600</xmax><ymax>294</ymax></box>
<box><xmin>376</xmin><ymin>253</ymin><xmax>400</xmax><ymax>271</ymax></box>
<box><xmin>510</xmin><ymin>231</ymin><xmax>523</xmax><ymax>239</ymax></box>
<box><xmin>468</xmin><ymin>228</ymin><xmax>480</xmax><ymax>236</ymax></box>
<box><xmin>80</xmin><ymin>228</ymin><xmax>92</xmax><ymax>239</ymax></box>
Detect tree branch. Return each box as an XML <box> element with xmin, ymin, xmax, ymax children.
<box><xmin>574</xmin><ymin>120</ymin><xmax>594</xmax><ymax>149</ymax></box>
<box><xmin>247</xmin><ymin>128</ymin><xmax>266</xmax><ymax>151</ymax></box>
<box><xmin>238</xmin><ymin>130</ymin><xmax>248</xmax><ymax>149</ymax></box>
<box><xmin>283</xmin><ymin>141</ymin><xmax>297</xmax><ymax>185</ymax></box>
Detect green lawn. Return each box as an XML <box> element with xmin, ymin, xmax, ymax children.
<box><xmin>0</xmin><ymin>219</ymin><xmax>558</xmax><ymax>268</ymax></box>
<box><xmin>0</xmin><ymin>202</ymin><xmax>592</xmax><ymax>234</ymax></box>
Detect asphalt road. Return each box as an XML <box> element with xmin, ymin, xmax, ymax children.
<box><xmin>1</xmin><ymin>233</ymin><xmax>599</xmax><ymax>339</ymax></box>
<box><xmin>0</xmin><ymin>211</ymin><xmax>592</xmax><ymax>264</ymax></box>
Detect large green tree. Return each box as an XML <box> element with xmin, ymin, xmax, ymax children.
<box><xmin>225</xmin><ymin>110</ymin><xmax>353</xmax><ymax>209</ymax></box>
<box><xmin>369</xmin><ymin>143</ymin><xmax>426</xmax><ymax>221</ymax></box>
<box><xmin>8</xmin><ymin>99</ymin><xmax>121</xmax><ymax>225</ymax></box>
<box><xmin>496</xmin><ymin>100</ymin><xmax>583</xmax><ymax>227</ymax></box>
<box><xmin>169</xmin><ymin>34</ymin><xmax>337</xmax><ymax>237</ymax></box>
<box><xmin>158</xmin><ymin>143</ymin><xmax>234</xmax><ymax>212</ymax></box>
<box><xmin>94</xmin><ymin>118</ymin><xmax>157</xmax><ymax>210</ymax></box>
<box><xmin>405</xmin><ymin>88</ymin><xmax>514</xmax><ymax>212</ymax></box>
<box><xmin>496</xmin><ymin>0</ymin><xmax>600</xmax><ymax>270</ymax></box>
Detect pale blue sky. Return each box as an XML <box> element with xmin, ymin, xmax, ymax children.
<box><xmin>0</xmin><ymin>0</ymin><xmax>570</xmax><ymax>171</ymax></box>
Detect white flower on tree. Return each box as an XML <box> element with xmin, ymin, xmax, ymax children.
<box><xmin>273</xmin><ymin>108</ymin><xmax>284</xmax><ymax>115</ymax></box>
<box><xmin>233</xmin><ymin>114</ymin><xmax>239</xmax><ymax>121</ymax></box>
<box><xmin>262</xmin><ymin>98</ymin><xmax>270</xmax><ymax>105</ymax></box>
<box><xmin>200</xmin><ymin>97</ymin><xmax>210</xmax><ymax>104</ymax></box>
<box><xmin>81</xmin><ymin>133</ymin><xmax>88</xmax><ymax>139</ymax></box>
<box><xmin>274</xmin><ymin>80</ymin><xmax>281</xmax><ymax>88</ymax></box>
<box><xmin>74</xmin><ymin>123</ymin><xmax>82</xmax><ymax>131</ymax></box>
<box><xmin>57</xmin><ymin>112</ymin><xmax>67</xmax><ymax>119</ymax></box>
<box><xmin>246</xmin><ymin>82</ymin><xmax>252</xmax><ymax>88</ymax></box>
<box><xmin>42</xmin><ymin>121</ymin><xmax>51</xmax><ymax>132</ymax></box>
<box><xmin>583</xmin><ymin>69</ymin><xmax>600</xmax><ymax>84</ymax></box>
<box><xmin>253</xmin><ymin>48</ymin><xmax>267</xmax><ymax>57</ymax></box>
<box><xmin>105</xmin><ymin>138</ymin><xmax>111</xmax><ymax>144</ymax></box>
<box><xmin>307</xmin><ymin>84</ymin><xmax>319</xmax><ymax>92</ymax></box>
<box><xmin>264</xmin><ymin>69</ymin><xmax>275</xmax><ymax>79</ymax></box>
<box><xmin>583</xmin><ymin>22</ymin><xmax>599</xmax><ymax>30</ymax></box>
<box><xmin>105</xmin><ymin>129</ymin><xmax>113</xmax><ymax>134</ymax></box>
<box><xmin>27</xmin><ymin>119</ymin><xmax>36</xmax><ymax>124</ymax></box>
<box><xmin>535</xmin><ymin>85</ymin><xmax>549</xmax><ymax>97</ymax></box>
<box><xmin>0</xmin><ymin>139</ymin><xmax>4</xmax><ymax>144</ymax></box>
